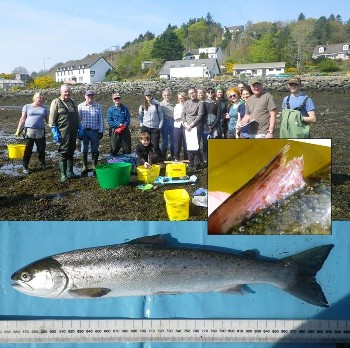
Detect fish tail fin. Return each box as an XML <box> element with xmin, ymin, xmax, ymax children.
<box><xmin>282</xmin><ymin>244</ymin><xmax>334</xmax><ymax>307</ymax></box>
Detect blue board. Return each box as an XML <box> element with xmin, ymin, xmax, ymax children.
<box><xmin>0</xmin><ymin>221</ymin><xmax>349</xmax><ymax>348</ymax></box>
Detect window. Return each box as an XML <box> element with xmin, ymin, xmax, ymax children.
<box><xmin>319</xmin><ymin>47</ymin><xmax>325</xmax><ymax>53</ymax></box>
<box><xmin>343</xmin><ymin>44</ymin><xmax>349</xmax><ymax>51</ymax></box>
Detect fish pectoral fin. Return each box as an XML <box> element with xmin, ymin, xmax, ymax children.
<box><xmin>219</xmin><ymin>285</ymin><xmax>255</xmax><ymax>295</ymax></box>
<box><xmin>68</xmin><ymin>288</ymin><xmax>111</xmax><ymax>298</ymax></box>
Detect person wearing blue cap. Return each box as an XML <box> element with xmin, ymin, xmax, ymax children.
<box><xmin>78</xmin><ymin>90</ymin><xmax>104</xmax><ymax>175</ymax></box>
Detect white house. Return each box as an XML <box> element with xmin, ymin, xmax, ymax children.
<box><xmin>223</xmin><ymin>25</ymin><xmax>245</xmax><ymax>39</ymax></box>
<box><xmin>312</xmin><ymin>43</ymin><xmax>350</xmax><ymax>60</ymax></box>
<box><xmin>159</xmin><ymin>59</ymin><xmax>221</xmax><ymax>79</ymax></box>
<box><xmin>55</xmin><ymin>57</ymin><xmax>113</xmax><ymax>84</ymax></box>
<box><xmin>232</xmin><ymin>62</ymin><xmax>286</xmax><ymax>77</ymax></box>
<box><xmin>183</xmin><ymin>47</ymin><xmax>224</xmax><ymax>62</ymax></box>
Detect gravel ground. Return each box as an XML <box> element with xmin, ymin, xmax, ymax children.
<box><xmin>0</xmin><ymin>91</ymin><xmax>349</xmax><ymax>222</ymax></box>
<box><xmin>0</xmin><ymin>94</ymin><xmax>207</xmax><ymax>221</ymax></box>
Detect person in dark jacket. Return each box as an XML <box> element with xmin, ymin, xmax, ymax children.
<box><xmin>181</xmin><ymin>88</ymin><xmax>205</xmax><ymax>171</ymax></box>
<box><xmin>215</xmin><ymin>85</ymin><xmax>229</xmax><ymax>138</ymax></box>
<box><xmin>49</xmin><ymin>84</ymin><xmax>80</xmax><ymax>183</ymax></box>
<box><xmin>202</xmin><ymin>87</ymin><xmax>222</xmax><ymax>162</ymax></box>
<box><xmin>135</xmin><ymin>132</ymin><xmax>158</xmax><ymax>167</ymax></box>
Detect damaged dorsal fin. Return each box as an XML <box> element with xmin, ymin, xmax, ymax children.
<box><xmin>242</xmin><ymin>249</ymin><xmax>259</xmax><ymax>258</ymax></box>
<box><xmin>128</xmin><ymin>235</ymin><xmax>168</xmax><ymax>246</ymax></box>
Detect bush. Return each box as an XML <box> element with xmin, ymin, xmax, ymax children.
<box><xmin>29</xmin><ymin>75</ymin><xmax>56</xmax><ymax>89</ymax></box>
<box><xmin>317</xmin><ymin>59</ymin><xmax>340</xmax><ymax>72</ymax></box>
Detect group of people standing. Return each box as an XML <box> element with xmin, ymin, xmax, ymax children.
<box><xmin>134</xmin><ymin>78</ymin><xmax>316</xmax><ymax>171</ymax></box>
<box><xmin>15</xmin><ymin>77</ymin><xmax>316</xmax><ymax>181</ymax></box>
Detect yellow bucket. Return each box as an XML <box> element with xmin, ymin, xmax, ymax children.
<box><xmin>164</xmin><ymin>188</ymin><xmax>190</xmax><ymax>221</ymax></box>
<box><xmin>208</xmin><ymin>139</ymin><xmax>331</xmax><ymax>194</ymax></box>
<box><xmin>7</xmin><ymin>144</ymin><xmax>26</xmax><ymax>159</ymax></box>
<box><xmin>165</xmin><ymin>162</ymin><xmax>186</xmax><ymax>177</ymax></box>
<box><xmin>137</xmin><ymin>164</ymin><xmax>160</xmax><ymax>183</ymax></box>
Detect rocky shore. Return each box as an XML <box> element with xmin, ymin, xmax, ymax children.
<box><xmin>0</xmin><ymin>76</ymin><xmax>349</xmax><ymax>100</ymax></box>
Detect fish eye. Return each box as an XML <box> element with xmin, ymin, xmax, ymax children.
<box><xmin>20</xmin><ymin>271</ymin><xmax>31</xmax><ymax>282</ymax></box>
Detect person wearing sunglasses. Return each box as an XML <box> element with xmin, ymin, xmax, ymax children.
<box><xmin>107</xmin><ymin>92</ymin><xmax>132</xmax><ymax>156</ymax></box>
<box><xmin>236</xmin><ymin>86</ymin><xmax>253</xmax><ymax>139</ymax></box>
<box><xmin>226</xmin><ymin>87</ymin><xmax>244</xmax><ymax>138</ymax></box>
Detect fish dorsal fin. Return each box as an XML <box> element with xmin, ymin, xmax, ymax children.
<box><xmin>68</xmin><ymin>288</ymin><xmax>111</xmax><ymax>298</ymax></box>
<box><xmin>128</xmin><ymin>235</ymin><xmax>167</xmax><ymax>246</ymax></box>
<box><xmin>243</xmin><ymin>249</ymin><xmax>259</xmax><ymax>258</ymax></box>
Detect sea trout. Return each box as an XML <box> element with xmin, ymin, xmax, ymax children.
<box><xmin>11</xmin><ymin>235</ymin><xmax>333</xmax><ymax>307</ymax></box>
<box><xmin>208</xmin><ymin>144</ymin><xmax>306</xmax><ymax>234</ymax></box>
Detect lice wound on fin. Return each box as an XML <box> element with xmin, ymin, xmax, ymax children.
<box><xmin>69</xmin><ymin>288</ymin><xmax>111</xmax><ymax>298</ymax></box>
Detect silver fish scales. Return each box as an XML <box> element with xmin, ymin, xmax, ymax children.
<box><xmin>11</xmin><ymin>235</ymin><xmax>333</xmax><ymax>307</ymax></box>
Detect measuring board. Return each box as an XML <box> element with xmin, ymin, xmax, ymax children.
<box><xmin>0</xmin><ymin>319</ymin><xmax>349</xmax><ymax>343</ymax></box>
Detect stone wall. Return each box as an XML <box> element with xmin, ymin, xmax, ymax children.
<box><xmin>1</xmin><ymin>76</ymin><xmax>350</xmax><ymax>98</ymax></box>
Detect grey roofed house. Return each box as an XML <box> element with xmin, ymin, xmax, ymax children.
<box><xmin>232</xmin><ymin>62</ymin><xmax>286</xmax><ymax>77</ymax></box>
<box><xmin>183</xmin><ymin>47</ymin><xmax>224</xmax><ymax>62</ymax></box>
<box><xmin>312</xmin><ymin>43</ymin><xmax>350</xmax><ymax>60</ymax></box>
<box><xmin>223</xmin><ymin>25</ymin><xmax>245</xmax><ymax>33</ymax></box>
<box><xmin>55</xmin><ymin>55</ymin><xmax>113</xmax><ymax>84</ymax></box>
<box><xmin>159</xmin><ymin>58</ymin><xmax>221</xmax><ymax>78</ymax></box>
<box><xmin>0</xmin><ymin>78</ymin><xmax>25</xmax><ymax>89</ymax></box>
<box><xmin>184</xmin><ymin>49</ymin><xmax>200</xmax><ymax>59</ymax></box>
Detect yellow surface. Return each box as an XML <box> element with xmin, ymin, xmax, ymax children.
<box><xmin>165</xmin><ymin>163</ymin><xmax>187</xmax><ymax>177</ymax></box>
<box><xmin>208</xmin><ymin>139</ymin><xmax>331</xmax><ymax>194</ymax></box>
<box><xmin>7</xmin><ymin>144</ymin><xmax>25</xmax><ymax>159</ymax></box>
<box><xmin>164</xmin><ymin>189</ymin><xmax>190</xmax><ymax>221</ymax></box>
<box><xmin>136</xmin><ymin>164</ymin><xmax>160</xmax><ymax>183</ymax></box>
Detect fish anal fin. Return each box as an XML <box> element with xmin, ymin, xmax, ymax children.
<box><xmin>68</xmin><ymin>288</ymin><xmax>111</xmax><ymax>298</ymax></box>
<box><xmin>219</xmin><ymin>285</ymin><xmax>254</xmax><ymax>295</ymax></box>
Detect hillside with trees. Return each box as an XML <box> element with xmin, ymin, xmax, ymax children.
<box><xmin>104</xmin><ymin>12</ymin><xmax>350</xmax><ymax>80</ymax></box>
<box><xmin>6</xmin><ymin>12</ymin><xmax>350</xmax><ymax>83</ymax></box>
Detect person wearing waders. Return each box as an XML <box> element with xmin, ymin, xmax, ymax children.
<box><xmin>49</xmin><ymin>84</ymin><xmax>80</xmax><ymax>183</ymax></box>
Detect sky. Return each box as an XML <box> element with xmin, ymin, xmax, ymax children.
<box><xmin>1</xmin><ymin>0</ymin><xmax>350</xmax><ymax>74</ymax></box>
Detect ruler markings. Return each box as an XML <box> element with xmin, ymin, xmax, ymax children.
<box><xmin>0</xmin><ymin>319</ymin><xmax>349</xmax><ymax>343</ymax></box>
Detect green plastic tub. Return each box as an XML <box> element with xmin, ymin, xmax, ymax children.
<box><xmin>108</xmin><ymin>162</ymin><xmax>132</xmax><ymax>186</ymax></box>
<box><xmin>95</xmin><ymin>162</ymin><xmax>132</xmax><ymax>189</ymax></box>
